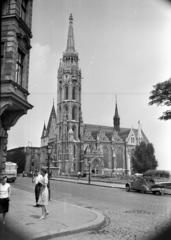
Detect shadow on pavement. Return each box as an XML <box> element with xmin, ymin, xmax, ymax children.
<box><xmin>0</xmin><ymin>222</ymin><xmax>28</xmax><ymax>240</ymax></box>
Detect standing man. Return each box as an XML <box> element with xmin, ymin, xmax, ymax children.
<box><xmin>32</xmin><ymin>170</ymin><xmax>42</xmax><ymax>207</ymax></box>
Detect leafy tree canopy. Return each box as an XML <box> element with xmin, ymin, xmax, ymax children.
<box><xmin>149</xmin><ymin>78</ymin><xmax>171</xmax><ymax>120</ymax></box>
<box><xmin>131</xmin><ymin>142</ymin><xmax>158</xmax><ymax>173</ymax></box>
<box><xmin>143</xmin><ymin>169</ymin><xmax>170</xmax><ymax>178</ymax></box>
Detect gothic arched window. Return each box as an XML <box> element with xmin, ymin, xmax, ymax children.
<box><xmin>65</xmin><ymin>85</ymin><xmax>68</xmax><ymax>100</ymax></box>
<box><xmin>72</xmin><ymin>125</ymin><xmax>76</xmax><ymax>139</ymax></box>
<box><xmin>59</xmin><ymin>106</ymin><xmax>61</xmax><ymax>121</ymax></box>
<box><xmin>72</xmin><ymin>86</ymin><xmax>76</xmax><ymax>100</ymax></box>
<box><xmin>59</xmin><ymin>86</ymin><xmax>62</xmax><ymax>101</ymax></box>
<box><xmin>73</xmin><ymin>144</ymin><xmax>76</xmax><ymax>157</ymax></box>
<box><xmin>59</xmin><ymin>126</ymin><xmax>62</xmax><ymax>140</ymax></box>
<box><xmin>64</xmin><ymin>105</ymin><xmax>68</xmax><ymax>119</ymax></box>
<box><xmin>72</xmin><ymin>106</ymin><xmax>77</xmax><ymax>120</ymax></box>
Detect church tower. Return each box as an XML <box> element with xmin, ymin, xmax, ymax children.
<box><xmin>56</xmin><ymin>14</ymin><xmax>83</xmax><ymax>173</ymax></box>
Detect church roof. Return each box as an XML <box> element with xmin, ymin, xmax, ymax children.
<box><xmin>46</xmin><ymin>103</ymin><xmax>57</xmax><ymax>136</ymax></box>
<box><xmin>41</xmin><ymin>122</ymin><xmax>47</xmax><ymax>138</ymax></box>
<box><xmin>84</xmin><ymin>123</ymin><xmax>149</xmax><ymax>143</ymax></box>
<box><xmin>119</xmin><ymin>128</ymin><xmax>130</xmax><ymax>140</ymax></box>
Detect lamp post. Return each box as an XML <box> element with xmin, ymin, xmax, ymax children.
<box><xmin>47</xmin><ymin>145</ymin><xmax>52</xmax><ymax>201</ymax></box>
<box><xmin>27</xmin><ymin>141</ymin><xmax>33</xmax><ymax>174</ymax></box>
<box><xmin>86</xmin><ymin>146</ymin><xmax>91</xmax><ymax>184</ymax></box>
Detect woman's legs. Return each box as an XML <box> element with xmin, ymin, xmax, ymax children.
<box><xmin>40</xmin><ymin>205</ymin><xmax>46</xmax><ymax>219</ymax></box>
<box><xmin>2</xmin><ymin>213</ymin><xmax>6</xmax><ymax>224</ymax></box>
<box><xmin>44</xmin><ymin>205</ymin><xmax>49</xmax><ymax>215</ymax></box>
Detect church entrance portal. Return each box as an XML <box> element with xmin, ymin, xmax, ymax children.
<box><xmin>91</xmin><ymin>158</ymin><xmax>103</xmax><ymax>175</ymax></box>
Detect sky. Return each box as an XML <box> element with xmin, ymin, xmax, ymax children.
<box><xmin>8</xmin><ymin>0</ymin><xmax>171</xmax><ymax>171</ymax></box>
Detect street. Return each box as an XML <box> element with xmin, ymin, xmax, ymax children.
<box><xmin>13</xmin><ymin>177</ymin><xmax>171</xmax><ymax>240</ymax></box>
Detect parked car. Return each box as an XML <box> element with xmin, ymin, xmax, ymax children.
<box><xmin>151</xmin><ymin>182</ymin><xmax>171</xmax><ymax>195</ymax></box>
<box><xmin>125</xmin><ymin>176</ymin><xmax>155</xmax><ymax>193</ymax></box>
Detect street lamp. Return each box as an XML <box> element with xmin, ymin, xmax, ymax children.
<box><xmin>27</xmin><ymin>141</ymin><xmax>33</xmax><ymax>174</ymax></box>
<box><xmin>86</xmin><ymin>146</ymin><xmax>91</xmax><ymax>184</ymax></box>
<box><xmin>47</xmin><ymin>145</ymin><xmax>53</xmax><ymax>201</ymax></box>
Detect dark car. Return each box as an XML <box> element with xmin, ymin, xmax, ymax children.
<box><xmin>151</xmin><ymin>182</ymin><xmax>171</xmax><ymax>195</ymax></box>
<box><xmin>125</xmin><ymin>176</ymin><xmax>155</xmax><ymax>193</ymax></box>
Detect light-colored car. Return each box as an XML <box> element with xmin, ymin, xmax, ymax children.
<box><xmin>151</xmin><ymin>182</ymin><xmax>171</xmax><ymax>195</ymax></box>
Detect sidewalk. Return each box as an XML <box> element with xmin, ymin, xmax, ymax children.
<box><xmin>52</xmin><ymin>177</ymin><xmax>125</xmax><ymax>189</ymax></box>
<box><xmin>1</xmin><ymin>188</ymin><xmax>105</xmax><ymax>240</ymax></box>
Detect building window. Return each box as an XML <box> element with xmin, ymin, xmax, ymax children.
<box><xmin>15</xmin><ymin>50</ymin><xmax>24</xmax><ymax>85</ymax></box>
<box><xmin>20</xmin><ymin>0</ymin><xmax>27</xmax><ymax>22</ymax></box>
<box><xmin>72</xmin><ymin>125</ymin><xmax>76</xmax><ymax>139</ymax></box>
<box><xmin>59</xmin><ymin>86</ymin><xmax>62</xmax><ymax>101</ymax></box>
<box><xmin>2</xmin><ymin>0</ymin><xmax>10</xmax><ymax>15</ymax></box>
<box><xmin>59</xmin><ymin>126</ymin><xmax>62</xmax><ymax>140</ymax></box>
<box><xmin>72</xmin><ymin>86</ymin><xmax>76</xmax><ymax>100</ymax></box>
<box><xmin>131</xmin><ymin>137</ymin><xmax>134</xmax><ymax>144</ymax></box>
<box><xmin>65</xmin><ymin>85</ymin><xmax>68</xmax><ymax>99</ymax></box>
<box><xmin>73</xmin><ymin>144</ymin><xmax>76</xmax><ymax>158</ymax></box>
<box><xmin>72</xmin><ymin>106</ymin><xmax>77</xmax><ymax>120</ymax></box>
<box><xmin>64</xmin><ymin>105</ymin><xmax>68</xmax><ymax>120</ymax></box>
<box><xmin>1</xmin><ymin>42</ymin><xmax>5</xmax><ymax>71</ymax></box>
<box><xmin>1</xmin><ymin>42</ymin><xmax>5</xmax><ymax>58</ymax></box>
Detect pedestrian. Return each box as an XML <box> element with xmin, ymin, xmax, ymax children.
<box><xmin>0</xmin><ymin>175</ymin><xmax>11</xmax><ymax>224</ymax></box>
<box><xmin>77</xmin><ymin>171</ymin><xmax>81</xmax><ymax>180</ymax></box>
<box><xmin>38</xmin><ymin>168</ymin><xmax>49</xmax><ymax>219</ymax></box>
<box><xmin>32</xmin><ymin>170</ymin><xmax>42</xmax><ymax>207</ymax></box>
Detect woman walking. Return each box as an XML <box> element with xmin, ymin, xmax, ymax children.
<box><xmin>0</xmin><ymin>176</ymin><xmax>11</xmax><ymax>224</ymax></box>
<box><xmin>38</xmin><ymin>168</ymin><xmax>49</xmax><ymax>219</ymax></box>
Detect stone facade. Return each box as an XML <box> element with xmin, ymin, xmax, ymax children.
<box><xmin>40</xmin><ymin>15</ymin><xmax>149</xmax><ymax>176</ymax></box>
<box><xmin>0</xmin><ymin>0</ymin><xmax>33</xmax><ymax>175</ymax></box>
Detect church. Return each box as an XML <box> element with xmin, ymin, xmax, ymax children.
<box><xmin>40</xmin><ymin>14</ymin><xmax>149</xmax><ymax>176</ymax></box>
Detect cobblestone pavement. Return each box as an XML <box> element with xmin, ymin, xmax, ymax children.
<box><xmin>14</xmin><ymin>178</ymin><xmax>171</xmax><ymax>240</ymax></box>
<box><xmin>53</xmin><ymin>196</ymin><xmax>171</xmax><ymax>240</ymax></box>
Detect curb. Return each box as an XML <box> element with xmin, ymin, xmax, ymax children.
<box><xmin>33</xmin><ymin>205</ymin><xmax>106</xmax><ymax>240</ymax></box>
<box><xmin>12</xmin><ymin>187</ymin><xmax>106</xmax><ymax>240</ymax></box>
<box><xmin>51</xmin><ymin>177</ymin><xmax>125</xmax><ymax>189</ymax></box>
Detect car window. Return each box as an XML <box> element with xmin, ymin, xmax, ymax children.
<box><xmin>165</xmin><ymin>183</ymin><xmax>171</xmax><ymax>188</ymax></box>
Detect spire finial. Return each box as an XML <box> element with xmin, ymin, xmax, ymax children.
<box><xmin>115</xmin><ymin>93</ymin><xmax>117</xmax><ymax>104</ymax></box>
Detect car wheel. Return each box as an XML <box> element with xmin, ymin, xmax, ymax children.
<box><xmin>126</xmin><ymin>185</ymin><xmax>130</xmax><ymax>192</ymax></box>
<box><xmin>158</xmin><ymin>190</ymin><xmax>164</xmax><ymax>196</ymax></box>
<box><xmin>152</xmin><ymin>191</ymin><xmax>156</xmax><ymax>195</ymax></box>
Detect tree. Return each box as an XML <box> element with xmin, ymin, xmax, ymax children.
<box><xmin>149</xmin><ymin>78</ymin><xmax>171</xmax><ymax>120</ymax></box>
<box><xmin>131</xmin><ymin>142</ymin><xmax>158</xmax><ymax>173</ymax></box>
<box><xmin>143</xmin><ymin>169</ymin><xmax>170</xmax><ymax>178</ymax></box>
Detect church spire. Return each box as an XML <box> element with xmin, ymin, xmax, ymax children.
<box><xmin>113</xmin><ymin>96</ymin><xmax>120</xmax><ymax>132</ymax></box>
<box><xmin>66</xmin><ymin>14</ymin><xmax>75</xmax><ymax>52</ymax></box>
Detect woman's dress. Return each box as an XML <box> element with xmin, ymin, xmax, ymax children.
<box><xmin>38</xmin><ymin>175</ymin><xmax>48</xmax><ymax>206</ymax></box>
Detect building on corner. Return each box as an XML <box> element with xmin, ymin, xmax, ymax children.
<box><xmin>0</xmin><ymin>0</ymin><xmax>33</xmax><ymax>175</ymax></box>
